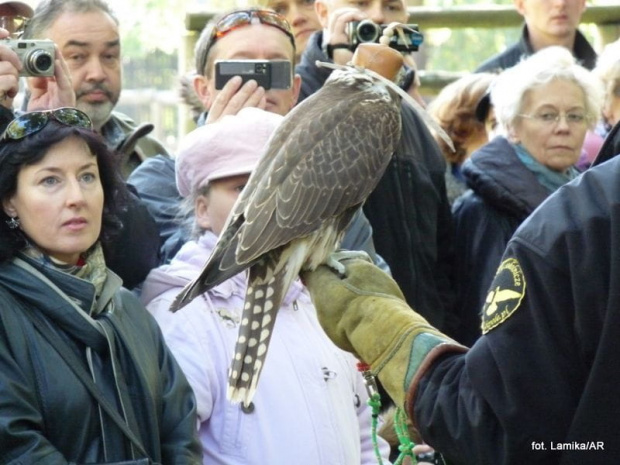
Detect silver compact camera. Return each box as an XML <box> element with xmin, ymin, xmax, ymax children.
<box><xmin>346</xmin><ymin>20</ymin><xmax>424</xmax><ymax>52</ymax></box>
<box><xmin>4</xmin><ymin>39</ymin><xmax>55</xmax><ymax>77</ymax></box>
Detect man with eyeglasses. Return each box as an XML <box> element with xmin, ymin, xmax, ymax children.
<box><xmin>129</xmin><ymin>8</ymin><xmax>387</xmax><ymax>273</ymax></box>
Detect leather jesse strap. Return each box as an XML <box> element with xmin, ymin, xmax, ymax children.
<box><xmin>21</xmin><ymin>304</ymin><xmax>152</xmax><ymax>461</ymax></box>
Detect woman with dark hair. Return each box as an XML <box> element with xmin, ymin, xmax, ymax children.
<box><xmin>0</xmin><ymin>108</ymin><xmax>202</xmax><ymax>464</ymax></box>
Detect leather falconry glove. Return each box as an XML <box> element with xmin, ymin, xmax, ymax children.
<box><xmin>302</xmin><ymin>254</ymin><xmax>467</xmax><ymax>411</ymax></box>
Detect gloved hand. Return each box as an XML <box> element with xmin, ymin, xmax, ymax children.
<box><xmin>302</xmin><ymin>255</ymin><xmax>467</xmax><ymax>410</ymax></box>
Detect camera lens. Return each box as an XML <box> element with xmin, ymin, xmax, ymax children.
<box><xmin>25</xmin><ymin>49</ymin><xmax>54</xmax><ymax>76</ymax></box>
<box><xmin>356</xmin><ymin>20</ymin><xmax>381</xmax><ymax>43</ymax></box>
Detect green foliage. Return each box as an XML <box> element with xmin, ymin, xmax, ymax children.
<box><xmin>421</xmin><ymin>0</ymin><xmax>517</xmax><ymax>71</ymax></box>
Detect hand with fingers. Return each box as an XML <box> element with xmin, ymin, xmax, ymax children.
<box><xmin>322</xmin><ymin>7</ymin><xmax>366</xmax><ymax>65</ymax></box>
<box><xmin>0</xmin><ymin>28</ymin><xmax>22</xmax><ymax>108</ymax></box>
<box><xmin>27</xmin><ymin>44</ymin><xmax>75</xmax><ymax>111</ymax></box>
<box><xmin>205</xmin><ymin>75</ymin><xmax>266</xmax><ymax>124</ymax></box>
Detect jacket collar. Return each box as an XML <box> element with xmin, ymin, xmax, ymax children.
<box><xmin>462</xmin><ymin>136</ymin><xmax>552</xmax><ymax>218</ymax></box>
<box><xmin>519</xmin><ymin>25</ymin><xmax>597</xmax><ymax>70</ymax></box>
<box><xmin>0</xmin><ymin>256</ymin><xmax>122</xmax><ymax>351</ymax></box>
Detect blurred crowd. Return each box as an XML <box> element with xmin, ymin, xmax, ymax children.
<box><xmin>0</xmin><ymin>0</ymin><xmax>619</xmax><ymax>463</ymax></box>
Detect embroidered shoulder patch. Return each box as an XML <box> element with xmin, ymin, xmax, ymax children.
<box><xmin>481</xmin><ymin>258</ymin><xmax>526</xmax><ymax>334</ymax></box>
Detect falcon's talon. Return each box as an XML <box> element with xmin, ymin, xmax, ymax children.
<box><xmin>326</xmin><ymin>250</ymin><xmax>373</xmax><ymax>278</ymax></box>
<box><xmin>325</xmin><ymin>255</ymin><xmax>347</xmax><ymax>278</ymax></box>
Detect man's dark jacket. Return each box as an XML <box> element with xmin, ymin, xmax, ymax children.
<box><xmin>475</xmin><ymin>25</ymin><xmax>597</xmax><ymax>73</ymax></box>
<box><xmin>296</xmin><ymin>32</ymin><xmax>456</xmax><ymax>331</ymax></box>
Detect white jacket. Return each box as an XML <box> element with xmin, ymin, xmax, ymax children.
<box><xmin>141</xmin><ymin>231</ymin><xmax>392</xmax><ymax>465</ymax></box>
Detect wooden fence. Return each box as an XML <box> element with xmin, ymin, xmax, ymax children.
<box><xmin>119</xmin><ymin>4</ymin><xmax>620</xmax><ymax>147</ymax></box>
<box><xmin>184</xmin><ymin>4</ymin><xmax>620</xmax><ymax>94</ymax></box>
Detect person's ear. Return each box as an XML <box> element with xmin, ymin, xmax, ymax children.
<box><xmin>2</xmin><ymin>197</ymin><xmax>17</xmax><ymax>218</ymax></box>
<box><xmin>290</xmin><ymin>74</ymin><xmax>302</xmax><ymax>109</ymax></box>
<box><xmin>578</xmin><ymin>0</ymin><xmax>587</xmax><ymax>15</ymax></box>
<box><xmin>506</xmin><ymin>124</ymin><xmax>520</xmax><ymax>144</ymax></box>
<box><xmin>315</xmin><ymin>0</ymin><xmax>330</xmax><ymax>28</ymax></box>
<box><xmin>513</xmin><ymin>0</ymin><xmax>526</xmax><ymax>17</ymax></box>
<box><xmin>193</xmin><ymin>74</ymin><xmax>213</xmax><ymax>110</ymax></box>
<box><xmin>195</xmin><ymin>194</ymin><xmax>211</xmax><ymax>230</ymax></box>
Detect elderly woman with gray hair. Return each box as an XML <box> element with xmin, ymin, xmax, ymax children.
<box><xmin>450</xmin><ymin>46</ymin><xmax>603</xmax><ymax>346</ymax></box>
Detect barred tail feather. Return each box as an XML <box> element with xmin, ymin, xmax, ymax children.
<box><xmin>227</xmin><ymin>265</ymin><xmax>286</xmax><ymax>407</ymax></box>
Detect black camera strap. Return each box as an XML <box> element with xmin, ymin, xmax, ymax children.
<box><xmin>325</xmin><ymin>43</ymin><xmax>351</xmax><ymax>60</ymax></box>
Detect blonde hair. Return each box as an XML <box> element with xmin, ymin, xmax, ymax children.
<box><xmin>593</xmin><ymin>39</ymin><xmax>620</xmax><ymax>125</ymax></box>
<box><xmin>593</xmin><ymin>39</ymin><xmax>620</xmax><ymax>89</ymax></box>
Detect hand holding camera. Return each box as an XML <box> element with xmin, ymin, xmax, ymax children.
<box><xmin>3</xmin><ymin>38</ymin><xmax>55</xmax><ymax>77</ymax></box>
<box><xmin>206</xmin><ymin>75</ymin><xmax>267</xmax><ymax>124</ymax></box>
<box><xmin>346</xmin><ymin>20</ymin><xmax>423</xmax><ymax>52</ymax></box>
<box><xmin>0</xmin><ymin>30</ymin><xmax>73</xmax><ymax>111</ymax></box>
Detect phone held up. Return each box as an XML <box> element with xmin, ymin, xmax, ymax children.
<box><xmin>214</xmin><ymin>60</ymin><xmax>292</xmax><ymax>90</ymax></box>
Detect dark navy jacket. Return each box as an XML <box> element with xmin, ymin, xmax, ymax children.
<box><xmin>411</xmin><ymin>154</ymin><xmax>620</xmax><ymax>464</ymax></box>
<box><xmin>451</xmin><ymin>136</ymin><xmax>552</xmax><ymax>345</ymax></box>
<box><xmin>475</xmin><ymin>25</ymin><xmax>597</xmax><ymax>73</ymax></box>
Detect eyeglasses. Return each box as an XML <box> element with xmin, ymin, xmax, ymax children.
<box><xmin>518</xmin><ymin>111</ymin><xmax>590</xmax><ymax>127</ymax></box>
<box><xmin>1</xmin><ymin>107</ymin><xmax>93</xmax><ymax>141</ymax></box>
<box><xmin>199</xmin><ymin>9</ymin><xmax>295</xmax><ymax>73</ymax></box>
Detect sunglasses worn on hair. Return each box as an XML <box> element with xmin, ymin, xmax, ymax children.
<box><xmin>2</xmin><ymin>107</ymin><xmax>93</xmax><ymax>141</ymax></box>
<box><xmin>212</xmin><ymin>9</ymin><xmax>295</xmax><ymax>51</ymax></box>
<box><xmin>0</xmin><ymin>15</ymin><xmax>29</xmax><ymax>36</ymax></box>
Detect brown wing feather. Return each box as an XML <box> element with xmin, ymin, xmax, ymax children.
<box><xmin>234</xmin><ymin>75</ymin><xmax>401</xmax><ymax>264</ymax></box>
<box><xmin>170</xmin><ymin>70</ymin><xmax>401</xmax><ymax>312</ymax></box>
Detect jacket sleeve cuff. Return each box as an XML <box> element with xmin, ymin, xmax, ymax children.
<box><xmin>404</xmin><ymin>338</ymin><xmax>468</xmax><ymax>423</ymax></box>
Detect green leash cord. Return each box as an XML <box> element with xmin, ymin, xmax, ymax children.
<box><xmin>393</xmin><ymin>407</ymin><xmax>416</xmax><ymax>464</ymax></box>
<box><xmin>358</xmin><ymin>363</ymin><xmax>416</xmax><ymax>465</ymax></box>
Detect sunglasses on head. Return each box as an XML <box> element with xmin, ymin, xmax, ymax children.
<box><xmin>0</xmin><ymin>15</ymin><xmax>29</xmax><ymax>37</ymax></box>
<box><xmin>1</xmin><ymin>107</ymin><xmax>93</xmax><ymax>141</ymax></box>
<box><xmin>205</xmin><ymin>9</ymin><xmax>295</xmax><ymax>57</ymax></box>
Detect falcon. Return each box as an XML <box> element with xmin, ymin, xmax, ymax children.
<box><xmin>170</xmin><ymin>43</ymin><xmax>449</xmax><ymax>407</ymax></box>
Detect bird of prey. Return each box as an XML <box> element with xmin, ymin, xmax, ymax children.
<box><xmin>170</xmin><ymin>43</ymin><xmax>449</xmax><ymax>407</ymax></box>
